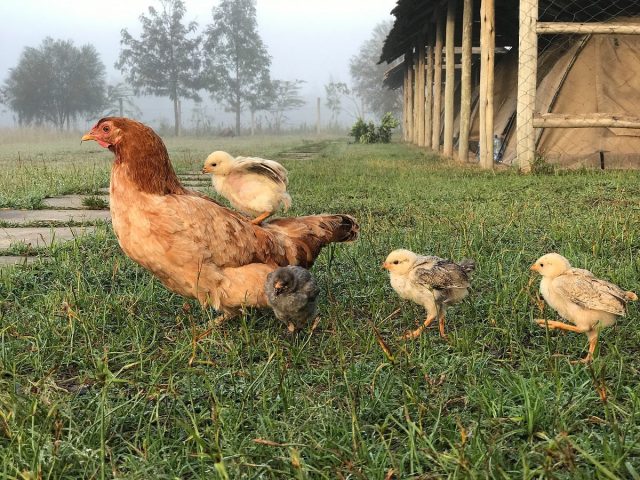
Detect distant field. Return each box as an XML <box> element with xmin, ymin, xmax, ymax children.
<box><xmin>0</xmin><ymin>130</ymin><xmax>639</xmax><ymax>478</ymax></box>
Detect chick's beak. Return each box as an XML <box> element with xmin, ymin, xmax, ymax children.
<box><xmin>273</xmin><ymin>280</ymin><xmax>284</xmax><ymax>294</ymax></box>
<box><xmin>382</xmin><ymin>262</ymin><xmax>389</xmax><ymax>270</ymax></box>
<box><xmin>530</xmin><ymin>264</ymin><xmax>539</xmax><ymax>272</ymax></box>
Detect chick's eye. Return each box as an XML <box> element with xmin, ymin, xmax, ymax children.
<box><xmin>393</xmin><ymin>260</ymin><xmax>399</xmax><ymax>264</ymax></box>
<box><xmin>539</xmin><ymin>263</ymin><xmax>544</xmax><ymax>267</ymax></box>
<box><xmin>212</xmin><ymin>163</ymin><xmax>217</xmax><ymax>167</ymax></box>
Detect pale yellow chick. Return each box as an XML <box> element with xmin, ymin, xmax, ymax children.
<box><xmin>383</xmin><ymin>249</ymin><xmax>475</xmax><ymax>340</ymax></box>
<box><xmin>531</xmin><ymin>252</ymin><xmax>637</xmax><ymax>362</ymax></box>
<box><xmin>202</xmin><ymin>151</ymin><xmax>292</xmax><ymax>224</ymax></box>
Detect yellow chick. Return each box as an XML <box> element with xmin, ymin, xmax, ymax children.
<box><xmin>531</xmin><ymin>252</ymin><xmax>637</xmax><ymax>362</ymax></box>
<box><xmin>202</xmin><ymin>151</ymin><xmax>292</xmax><ymax>224</ymax></box>
<box><xmin>383</xmin><ymin>249</ymin><xmax>475</xmax><ymax>340</ymax></box>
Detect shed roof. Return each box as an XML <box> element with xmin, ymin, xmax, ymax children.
<box><xmin>379</xmin><ymin>0</ymin><xmax>640</xmax><ymax>64</ymax></box>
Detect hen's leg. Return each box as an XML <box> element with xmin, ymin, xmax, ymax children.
<box><xmin>402</xmin><ymin>312</ymin><xmax>437</xmax><ymax>340</ymax></box>
<box><xmin>251</xmin><ymin>211</ymin><xmax>273</xmax><ymax>225</ymax></box>
<box><xmin>213</xmin><ymin>308</ymin><xmax>240</xmax><ymax>326</ymax></box>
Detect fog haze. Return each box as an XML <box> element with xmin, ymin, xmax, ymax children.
<box><xmin>0</xmin><ymin>0</ymin><xmax>394</xmax><ymax>129</ymax></box>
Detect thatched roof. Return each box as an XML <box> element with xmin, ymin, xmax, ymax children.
<box><xmin>379</xmin><ymin>0</ymin><xmax>640</xmax><ymax>64</ymax></box>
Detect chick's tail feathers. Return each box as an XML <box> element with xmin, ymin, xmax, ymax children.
<box><xmin>266</xmin><ymin>214</ymin><xmax>359</xmax><ymax>266</ymax></box>
<box><xmin>458</xmin><ymin>259</ymin><xmax>476</xmax><ymax>274</ymax></box>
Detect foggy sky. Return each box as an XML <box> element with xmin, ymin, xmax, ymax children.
<box><xmin>0</xmin><ymin>0</ymin><xmax>395</xmax><ymax>128</ymax></box>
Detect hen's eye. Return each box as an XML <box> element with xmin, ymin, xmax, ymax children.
<box><xmin>102</xmin><ymin>125</ymin><xmax>110</xmax><ymax>132</ymax></box>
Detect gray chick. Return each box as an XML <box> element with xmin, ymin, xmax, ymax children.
<box><xmin>265</xmin><ymin>266</ymin><xmax>320</xmax><ymax>332</ymax></box>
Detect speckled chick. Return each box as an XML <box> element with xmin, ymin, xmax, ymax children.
<box><xmin>265</xmin><ymin>266</ymin><xmax>319</xmax><ymax>332</ymax></box>
<box><xmin>383</xmin><ymin>249</ymin><xmax>475</xmax><ymax>340</ymax></box>
<box><xmin>531</xmin><ymin>252</ymin><xmax>637</xmax><ymax>362</ymax></box>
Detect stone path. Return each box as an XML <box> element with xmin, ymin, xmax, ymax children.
<box><xmin>0</xmin><ymin>209</ymin><xmax>111</xmax><ymax>225</ymax></box>
<box><xmin>42</xmin><ymin>195</ymin><xmax>110</xmax><ymax>209</ymax></box>
<box><xmin>0</xmin><ymin>226</ymin><xmax>97</xmax><ymax>250</ymax></box>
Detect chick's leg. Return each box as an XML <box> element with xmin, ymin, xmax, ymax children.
<box><xmin>535</xmin><ymin>319</ymin><xmax>586</xmax><ymax>333</ymax></box>
<box><xmin>251</xmin><ymin>211</ymin><xmax>273</xmax><ymax>225</ymax></box>
<box><xmin>402</xmin><ymin>312</ymin><xmax>437</xmax><ymax>340</ymax></box>
<box><xmin>580</xmin><ymin>330</ymin><xmax>598</xmax><ymax>363</ymax></box>
<box><xmin>438</xmin><ymin>309</ymin><xmax>448</xmax><ymax>340</ymax></box>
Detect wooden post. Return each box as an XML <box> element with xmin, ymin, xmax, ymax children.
<box><xmin>479</xmin><ymin>0</ymin><xmax>495</xmax><ymax>169</ymax></box>
<box><xmin>516</xmin><ymin>0</ymin><xmax>538</xmax><ymax>171</ymax></box>
<box><xmin>458</xmin><ymin>0</ymin><xmax>472</xmax><ymax>162</ymax></box>
<box><xmin>443</xmin><ymin>0</ymin><xmax>457</xmax><ymax>157</ymax></box>
<box><xmin>432</xmin><ymin>9</ymin><xmax>444</xmax><ymax>151</ymax></box>
<box><xmin>316</xmin><ymin>97</ymin><xmax>321</xmax><ymax>135</ymax></box>
<box><xmin>407</xmin><ymin>49</ymin><xmax>415</xmax><ymax>143</ymax></box>
<box><xmin>416</xmin><ymin>40</ymin><xmax>426</xmax><ymax>146</ymax></box>
<box><xmin>403</xmin><ymin>52</ymin><xmax>410</xmax><ymax>141</ymax></box>
<box><xmin>425</xmin><ymin>29</ymin><xmax>434</xmax><ymax>149</ymax></box>
<box><xmin>533</xmin><ymin>113</ymin><xmax>640</xmax><ymax>128</ymax></box>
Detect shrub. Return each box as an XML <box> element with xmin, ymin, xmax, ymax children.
<box><xmin>349</xmin><ymin>113</ymin><xmax>399</xmax><ymax>144</ymax></box>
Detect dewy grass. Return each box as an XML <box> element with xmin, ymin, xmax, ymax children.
<box><xmin>0</xmin><ymin>134</ymin><xmax>639</xmax><ymax>478</ymax></box>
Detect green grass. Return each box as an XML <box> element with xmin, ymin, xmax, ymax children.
<box><xmin>0</xmin><ymin>131</ymin><xmax>639</xmax><ymax>478</ymax></box>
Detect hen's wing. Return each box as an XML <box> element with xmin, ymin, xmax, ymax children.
<box><xmin>553</xmin><ymin>269</ymin><xmax>630</xmax><ymax>316</ymax></box>
<box><xmin>233</xmin><ymin>156</ymin><xmax>288</xmax><ymax>187</ymax></box>
<box><xmin>411</xmin><ymin>257</ymin><xmax>471</xmax><ymax>290</ymax></box>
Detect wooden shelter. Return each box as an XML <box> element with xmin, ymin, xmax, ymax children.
<box><xmin>380</xmin><ymin>0</ymin><xmax>640</xmax><ymax>170</ymax></box>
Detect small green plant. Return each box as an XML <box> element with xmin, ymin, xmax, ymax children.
<box><xmin>530</xmin><ymin>154</ymin><xmax>555</xmax><ymax>175</ymax></box>
<box><xmin>82</xmin><ymin>195</ymin><xmax>109</xmax><ymax>209</ymax></box>
<box><xmin>349</xmin><ymin>113</ymin><xmax>399</xmax><ymax>144</ymax></box>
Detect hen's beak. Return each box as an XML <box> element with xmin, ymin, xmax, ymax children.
<box><xmin>81</xmin><ymin>133</ymin><xmax>95</xmax><ymax>142</ymax></box>
<box><xmin>530</xmin><ymin>264</ymin><xmax>539</xmax><ymax>272</ymax></box>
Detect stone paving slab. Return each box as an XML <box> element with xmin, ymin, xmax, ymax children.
<box><xmin>0</xmin><ymin>255</ymin><xmax>45</xmax><ymax>267</ymax></box>
<box><xmin>182</xmin><ymin>180</ymin><xmax>211</xmax><ymax>187</ymax></box>
<box><xmin>179</xmin><ymin>174</ymin><xmax>208</xmax><ymax>181</ymax></box>
<box><xmin>0</xmin><ymin>209</ymin><xmax>111</xmax><ymax>225</ymax></box>
<box><xmin>42</xmin><ymin>195</ymin><xmax>110</xmax><ymax>209</ymax></box>
<box><xmin>0</xmin><ymin>226</ymin><xmax>97</xmax><ymax>250</ymax></box>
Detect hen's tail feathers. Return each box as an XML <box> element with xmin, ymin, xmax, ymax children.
<box><xmin>267</xmin><ymin>214</ymin><xmax>359</xmax><ymax>266</ymax></box>
<box><xmin>625</xmin><ymin>291</ymin><xmax>638</xmax><ymax>302</ymax></box>
<box><xmin>458</xmin><ymin>259</ymin><xmax>476</xmax><ymax>274</ymax></box>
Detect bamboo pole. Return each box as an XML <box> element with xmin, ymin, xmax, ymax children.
<box><xmin>432</xmin><ymin>9</ymin><xmax>444</xmax><ymax>151</ymax></box>
<box><xmin>479</xmin><ymin>0</ymin><xmax>495</xmax><ymax>169</ymax></box>
<box><xmin>537</xmin><ymin>22</ymin><xmax>640</xmax><ymax>35</ymax></box>
<box><xmin>416</xmin><ymin>43</ymin><xmax>426</xmax><ymax>146</ymax></box>
<box><xmin>425</xmin><ymin>30</ymin><xmax>434</xmax><ymax>149</ymax></box>
<box><xmin>533</xmin><ymin>113</ymin><xmax>640</xmax><ymax>128</ymax></box>
<box><xmin>516</xmin><ymin>0</ymin><xmax>538</xmax><ymax>172</ymax></box>
<box><xmin>443</xmin><ymin>0</ymin><xmax>456</xmax><ymax>157</ymax></box>
<box><xmin>458</xmin><ymin>0</ymin><xmax>472</xmax><ymax>162</ymax></box>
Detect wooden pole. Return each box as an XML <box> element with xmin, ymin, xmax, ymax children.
<box><xmin>479</xmin><ymin>0</ymin><xmax>495</xmax><ymax>169</ymax></box>
<box><xmin>537</xmin><ymin>22</ymin><xmax>640</xmax><ymax>35</ymax></box>
<box><xmin>425</xmin><ymin>29</ymin><xmax>434</xmax><ymax>149</ymax></box>
<box><xmin>316</xmin><ymin>97</ymin><xmax>321</xmax><ymax>135</ymax></box>
<box><xmin>432</xmin><ymin>9</ymin><xmax>444</xmax><ymax>151</ymax></box>
<box><xmin>516</xmin><ymin>0</ymin><xmax>538</xmax><ymax>172</ymax></box>
<box><xmin>407</xmin><ymin>49</ymin><xmax>415</xmax><ymax>143</ymax></box>
<box><xmin>458</xmin><ymin>0</ymin><xmax>472</xmax><ymax>162</ymax></box>
<box><xmin>403</xmin><ymin>52</ymin><xmax>410</xmax><ymax>141</ymax></box>
<box><xmin>533</xmin><ymin>113</ymin><xmax>640</xmax><ymax>128</ymax></box>
<box><xmin>416</xmin><ymin>40</ymin><xmax>426</xmax><ymax>146</ymax></box>
<box><xmin>443</xmin><ymin>0</ymin><xmax>457</xmax><ymax>157</ymax></box>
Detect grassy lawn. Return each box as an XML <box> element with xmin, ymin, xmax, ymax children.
<box><xmin>1</xmin><ymin>131</ymin><xmax>639</xmax><ymax>478</ymax></box>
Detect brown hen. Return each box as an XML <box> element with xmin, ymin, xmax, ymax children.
<box><xmin>81</xmin><ymin>117</ymin><xmax>358</xmax><ymax>320</ymax></box>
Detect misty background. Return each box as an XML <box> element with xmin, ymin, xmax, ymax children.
<box><xmin>0</xmin><ymin>0</ymin><xmax>399</xmax><ymax>134</ymax></box>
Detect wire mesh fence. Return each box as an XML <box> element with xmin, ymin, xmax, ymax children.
<box><xmin>512</xmin><ymin>0</ymin><xmax>640</xmax><ymax>169</ymax></box>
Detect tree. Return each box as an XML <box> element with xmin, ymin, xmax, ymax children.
<box><xmin>2</xmin><ymin>37</ymin><xmax>106</xmax><ymax>129</ymax></box>
<box><xmin>116</xmin><ymin>0</ymin><xmax>201</xmax><ymax>136</ymax></box>
<box><xmin>102</xmin><ymin>83</ymin><xmax>142</xmax><ymax>118</ymax></box>
<box><xmin>349</xmin><ymin>20</ymin><xmax>402</xmax><ymax>120</ymax></box>
<box><xmin>203</xmin><ymin>0</ymin><xmax>271</xmax><ymax>136</ymax></box>
<box><xmin>265</xmin><ymin>80</ymin><xmax>306</xmax><ymax>134</ymax></box>
<box><xmin>324</xmin><ymin>81</ymin><xmax>363</xmax><ymax>127</ymax></box>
